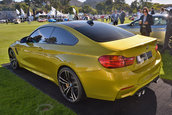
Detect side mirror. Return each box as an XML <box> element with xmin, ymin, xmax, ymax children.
<box><xmin>27</xmin><ymin>36</ymin><xmax>33</xmax><ymax>43</ymax></box>
<box><xmin>20</xmin><ymin>36</ymin><xmax>28</xmax><ymax>43</ymax></box>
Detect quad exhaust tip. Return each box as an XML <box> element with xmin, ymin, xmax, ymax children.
<box><xmin>136</xmin><ymin>89</ymin><xmax>146</xmax><ymax>97</ymax></box>
<box><xmin>135</xmin><ymin>76</ymin><xmax>159</xmax><ymax>97</ymax></box>
<box><xmin>153</xmin><ymin>76</ymin><xmax>160</xmax><ymax>83</ymax></box>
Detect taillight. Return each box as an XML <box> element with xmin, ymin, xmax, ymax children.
<box><xmin>155</xmin><ymin>45</ymin><xmax>158</xmax><ymax>52</ymax></box>
<box><xmin>98</xmin><ymin>55</ymin><xmax>135</xmax><ymax>68</ymax></box>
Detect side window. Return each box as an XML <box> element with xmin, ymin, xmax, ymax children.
<box><xmin>48</xmin><ymin>27</ymin><xmax>78</xmax><ymax>45</ymax></box>
<box><xmin>153</xmin><ymin>17</ymin><xmax>167</xmax><ymax>26</ymax></box>
<box><xmin>30</xmin><ymin>27</ymin><xmax>54</xmax><ymax>43</ymax></box>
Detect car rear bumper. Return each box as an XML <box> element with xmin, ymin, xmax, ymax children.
<box><xmin>78</xmin><ymin>51</ymin><xmax>161</xmax><ymax>101</ymax></box>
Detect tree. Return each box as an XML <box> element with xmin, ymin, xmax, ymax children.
<box><xmin>15</xmin><ymin>2</ymin><xmax>28</xmax><ymax>13</ymax></box>
<box><xmin>105</xmin><ymin>0</ymin><xmax>113</xmax><ymax>14</ymax></box>
<box><xmin>130</xmin><ymin>0</ymin><xmax>139</xmax><ymax>13</ymax></box>
<box><xmin>139</xmin><ymin>0</ymin><xmax>152</xmax><ymax>9</ymax></box>
<box><xmin>152</xmin><ymin>3</ymin><xmax>163</xmax><ymax>11</ymax></box>
<box><xmin>81</xmin><ymin>5</ymin><xmax>97</xmax><ymax>14</ymax></box>
<box><xmin>2</xmin><ymin>0</ymin><xmax>12</xmax><ymax>4</ymax></box>
<box><xmin>113</xmin><ymin>0</ymin><xmax>126</xmax><ymax>10</ymax></box>
<box><xmin>96</xmin><ymin>2</ymin><xmax>105</xmax><ymax>14</ymax></box>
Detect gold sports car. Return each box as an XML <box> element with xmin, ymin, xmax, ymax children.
<box><xmin>9</xmin><ymin>21</ymin><xmax>161</xmax><ymax>103</ymax></box>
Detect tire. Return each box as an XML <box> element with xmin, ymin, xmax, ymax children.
<box><xmin>58</xmin><ymin>67</ymin><xmax>85</xmax><ymax>103</ymax></box>
<box><xmin>8</xmin><ymin>49</ymin><xmax>19</xmax><ymax>70</ymax></box>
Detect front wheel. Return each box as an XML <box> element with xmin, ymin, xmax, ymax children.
<box><xmin>8</xmin><ymin>49</ymin><xmax>19</xmax><ymax>70</ymax></box>
<box><xmin>58</xmin><ymin>67</ymin><xmax>85</xmax><ymax>103</ymax></box>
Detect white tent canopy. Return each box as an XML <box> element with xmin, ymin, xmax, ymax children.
<box><xmin>20</xmin><ymin>8</ymin><xmax>26</xmax><ymax>18</ymax></box>
<box><xmin>47</xmin><ymin>10</ymin><xmax>56</xmax><ymax>16</ymax></box>
<box><xmin>16</xmin><ymin>9</ymin><xmax>20</xmax><ymax>15</ymax></box>
<box><xmin>35</xmin><ymin>12</ymin><xmax>47</xmax><ymax>17</ymax></box>
<box><xmin>56</xmin><ymin>11</ymin><xmax>63</xmax><ymax>16</ymax></box>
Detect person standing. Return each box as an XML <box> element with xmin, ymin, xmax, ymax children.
<box><xmin>6</xmin><ymin>19</ymin><xmax>8</xmax><ymax>24</ymax></box>
<box><xmin>162</xmin><ymin>8</ymin><xmax>172</xmax><ymax>54</ymax></box>
<box><xmin>119</xmin><ymin>9</ymin><xmax>126</xmax><ymax>24</ymax></box>
<box><xmin>111</xmin><ymin>10</ymin><xmax>119</xmax><ymax>25</ymax></box>
<box><xmin>74</xmin><ymin>13</ymin><xmax>79</xmax><ymax>20</ymax></box>
<box><xmin>137</xmin><ymin>9</ymin><xmax>142</xmax><ymax>20</ymax></box>
<box><xmin>106</xmin><ymin>15</ymin><xmax>108</xmax><ymax>22</ymax></box>
<box><xmin>160</xmin><ymin>7</ymin><xmax>167</xmax><ymax>14</ymax></box>
<box><xmin>139</xmin><ymin>7</ymin><xmax>154</xmax><ymax>36</ymax></box>
<box><xmin>150</xmin><ymin>7</ymin><xmax>155</xmax><ymax>15</ymax></box>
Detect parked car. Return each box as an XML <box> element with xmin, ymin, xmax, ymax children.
<box><xmin>37</xmin><ymin>18</ymin><xmax>47</xmax><ymax>22</ymax></box>
<box><xmin>129</xmin><ymin>14</ymin><xmax>137</xmax><ymax>21</ymax></box>
<box><xmin>48</xmin><ymin>18</ymin><xmax>56</xmax><ymax>22</ymax></box>
<box><xmin>118</xmin><ymin>14</ymin><xmax>168</xmax><ymax>45</ymax></box>
<box><xmin>9</xmin><ymin>21</ymin><xmax>161</xmax><ymax>103</ymax></box>
<box><xmin>0</xmin><ymin>19</ymin><xmax>6</xmax><ymax>23</ymax></box>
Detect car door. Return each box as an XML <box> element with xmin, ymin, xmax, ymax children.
<box><xmin>150</xmin><ymin>16</ymin><xmax>167</xmax><ymax>45</ymax></box>
<box><xmin>37</xmin><ymin>27</ymin><xmax>78</xmax><ymax>78</ymax></box>
<box><xmin>18</xmin><ymin>27</ymin><xmax>54</xmax><ymax>74</ymax></box>
<box><xmin>128</xmin><ymin>20</ymin><xmax>140</xmax><ymax>34</ymax></box>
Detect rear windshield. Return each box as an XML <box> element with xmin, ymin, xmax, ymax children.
<box><xmin>61</xmin><ymin>21</ymin><xmax>135</xmax><ymax>42</ymax></box>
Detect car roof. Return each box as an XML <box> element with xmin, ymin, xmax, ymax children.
<box><xmin>132</xmin><ymin>14</ymin><xmax>168</xmax><ymax>22</ymax></box>
<box><xmin>152</xmin><ymin>13</ymin><xmax>168</xmax><ymax>17</ymax></box>
<box><xmin>39</xmin><ymin>20</ymin><xmax>96</xmax><ymax>29</ymax></box>
<box><xmin>58</xmin><ymin>20</ymin><xmax>105</xmax><ymax>28</ymax></box>
<box><xmin>40</xmin><ymin>20</ymin><xmax>135</xmax><ymax>42</ymax></box>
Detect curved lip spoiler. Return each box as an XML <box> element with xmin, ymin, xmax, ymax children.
<box><xmin>99</xmin><ymin>35</ymin><xmax>157</xmax><ymax>51</ymax></box>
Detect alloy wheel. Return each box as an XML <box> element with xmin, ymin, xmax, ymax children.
<box><xmin>9</xmin><ymin>49</ymin><xmax>19</xmax><ymax>69</ymax></box>
<box><xmin>58</xmin><ymin>68</ymin><xmax>81</xmax><ymax>103</ymax></box>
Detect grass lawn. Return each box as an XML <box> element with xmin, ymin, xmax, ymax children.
<box><xmin>98</xmin><ymin>17</ymin><xmax>132</xmax><ymax>24</ymax></box>
<box><xmin>0</xmin><ymin>19</ymin><xmax>171</xmax><ymax>114</ymax></box>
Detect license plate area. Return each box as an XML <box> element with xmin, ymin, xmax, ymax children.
<box><xmin>136</xmin><ymin>51</ymin><xmax>152</xmax><ymax>64</ymax></box>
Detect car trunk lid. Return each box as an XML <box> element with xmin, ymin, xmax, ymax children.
<box><xmin>99</xmin><ymin>35</ymin><xmax>157</xmax><ymax>71</ymax></box>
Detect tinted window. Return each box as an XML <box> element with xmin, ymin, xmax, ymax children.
<box><xmin>153</xmin><ymin>17</ymin><xmax>167</xmax><ymax>25</ymax></box>
<box><xmin>48</xmin><ymin>27</ymin><xmax>78</xmax><ymax>45</ymax></box>
<box><xmin>30</xmin><ymin>27</ymin><xmax>54</xmax><ymax>43</ymax></box>
<box><xmin>62</xmin><ymin>21</ymin><xmax>135</xmax><ymax>42</ymax></box>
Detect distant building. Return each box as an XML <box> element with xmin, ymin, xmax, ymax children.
<box><xmin>0</xmin><ymin>11</ymin><xmax>17</xmax><ymax>20</ymax></box>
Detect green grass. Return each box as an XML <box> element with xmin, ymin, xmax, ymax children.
<box><xmin>0</xmin><ymin>67</ymin><xmax>76</xmax><ymax>115</ymax></box>
<box><xmin>160</xmin><ymin>51</ymin><xmax>172</xmax><ymax>80</ymax></box>
<box><xmin>0</xmin><ymin>22</ymin><xmax>76</xmax><ymax>115</ymax></box>
<box><xmin>0</xmin><ymin>19</ymin><xmax>171</xmax><ymax>114</ymax></box>
<box><xmin>97</xmin><ymin>17</ymin><xmax>132</xmax><ymax>24</ymax></box>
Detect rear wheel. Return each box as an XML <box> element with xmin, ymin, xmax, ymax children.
<box><xmin>9</xmin><ymin>49</ymin><xmax>19</xmax><ymax>70</ymax></box>
<box><xmin>58</xmin><ymin>67</ymin><xmax>85</xmax><ymax>103</ymax></box>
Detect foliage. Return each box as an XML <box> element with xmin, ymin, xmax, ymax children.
<box><xmin>15</xmin><ymin>2</ymin><xmax>28</xmax><ymax>13</ymax></box>
<box><xmin>81</xmin><ymin>5</ymin><xmax>97</xmax><ymax>14</ymax></box>
<box><xmin>96</xmin><ymin>2</ymin><xmax>105</xmax><ymax>14</ymax></box>
<box><xmin>2</xmin><ymin>0</ymin><xmax>12</xmax><ymax>4</ymax></box>
<box><xmin>130</xmin><ymin>0</ymin><xmax>155</xmax><ymax>13</ymax></box>
<box><xmin>96</xmin><ymin>0</ymin><xmax>128</xmax><ymax>14</ymax></box>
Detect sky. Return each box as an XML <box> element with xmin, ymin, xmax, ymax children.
<box><xmin>5</xmin><ymin>0</ymin><xmax>172</xmax><ymax>5</ymax></box>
